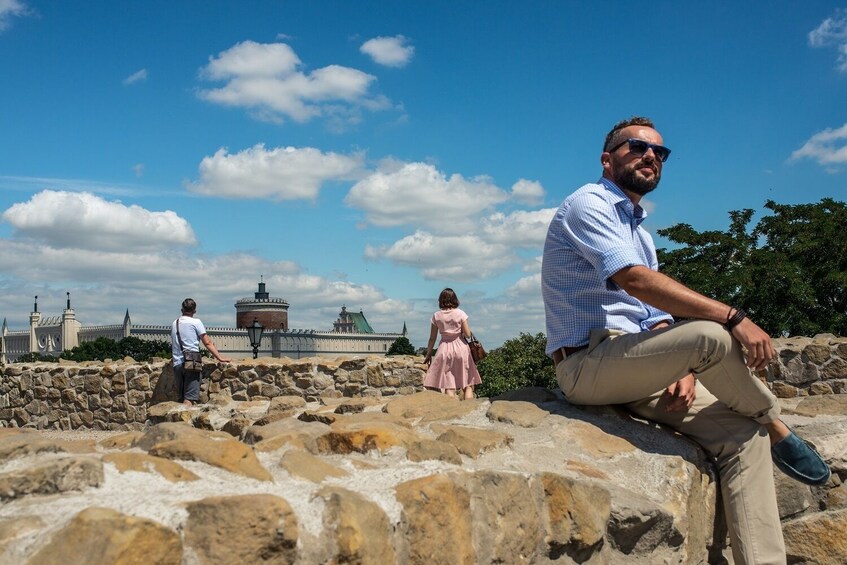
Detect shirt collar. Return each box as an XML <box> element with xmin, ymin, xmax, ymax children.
<box><xmin>598</xmin><ymin>177</ymin><xmax>648</xmax><ymax>225</ymax></box>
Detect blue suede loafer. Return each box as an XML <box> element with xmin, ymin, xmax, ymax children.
<box><xmin>771</xmin><ymin>432</ymin><xmax>831</xmax><ymax>486</ymax></box>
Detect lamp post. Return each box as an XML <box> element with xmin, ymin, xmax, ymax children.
<box><xmin>247</xmin><ymin>318</ymin><xmax>264</xmax><ymax>360</ymax></box>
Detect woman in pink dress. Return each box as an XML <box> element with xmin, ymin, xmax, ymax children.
<box><xmin>423</xmin><ymin>288</ymin><xmax>482</xmax><ymax>399</ymax></box>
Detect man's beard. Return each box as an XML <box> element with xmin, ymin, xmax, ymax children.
<box><xmin>614</xmin><ymin>160</ymin><xmax>661</xmax><ymax>196</ymax></box>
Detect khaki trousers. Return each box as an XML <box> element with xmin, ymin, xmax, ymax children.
<box><xmin>556</xmin><ymin>320</ymin><xmax>786</xmax><ymax>565</ymax></box>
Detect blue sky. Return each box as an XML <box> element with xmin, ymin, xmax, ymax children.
<box><xmin>1</xmin><ymin>1</ymin><xmax>845</xmax><ymax>350</ymax></box>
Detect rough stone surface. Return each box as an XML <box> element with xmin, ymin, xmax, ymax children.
<box><xmin>184</xmin><ymin>495</ymin><xmax>298</xmax><ymax>564</ymax></box>
<box><xmin>29</xmin><ymin>507</ymin><xmax>182</xmax><ymax>565</ymax></box>
<box><xmin>2</xmin><ymin>344</ymin><xmax>847</xmax><ymax>562</ymax></box>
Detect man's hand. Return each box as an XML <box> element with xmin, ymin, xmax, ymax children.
<box><xmin>663</xmin><ymin>373</ymin><xmax>696</xmax><ymax>412</ymax></box>
<box><xmin>730</xmin><ymin>317</ymin><xmax>775</xmax><ymax>371</ymax></box>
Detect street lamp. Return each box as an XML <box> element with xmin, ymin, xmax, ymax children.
<box><xmin>247</xmin><ymin>318</ymin><xmax>264</xmax><ymax>360</ymax></box>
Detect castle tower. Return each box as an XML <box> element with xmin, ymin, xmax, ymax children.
<box><xmin>235</xmin><ymin>279</ymin><xmax>289</xmax><ymax>330</ymax></box>
<box><xmin>29</xmin><ymin>295</ymin><xmax>41</xmax><ymax>354</ymax></box>
<box><xmin>61</xmin><ymin>292</ymin><xmax>81</xmax><ymax>350</ymax></box>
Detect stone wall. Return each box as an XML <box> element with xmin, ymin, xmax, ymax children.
<box><xmin>766</xmin><ymin>334</ymin><xmax>847</xmax><ymax>397</ymax></box>
<box><xmin>1</xmin><ymin>334</ymin><xmax>845</xmax><ymax>431</ymax></box>
<box><xmin>0</xmin><ymin>356</ymin><xmax>427</xmax><ymax>430</ymax></box>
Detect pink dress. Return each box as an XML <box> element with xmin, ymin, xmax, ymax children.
<box><xmin>423</xmin><ymin>308</ymin><xmax>482</xmax><ymax>390</ymax></box>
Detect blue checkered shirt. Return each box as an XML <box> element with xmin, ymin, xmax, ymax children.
<box><xmin>542</xmin><ymin>177</ymin><xmax>672</xmax><ymax>355</ymax></box>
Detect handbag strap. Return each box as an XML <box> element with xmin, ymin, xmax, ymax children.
<box><xmin>175</xmin><ymin>318</ymin><xmax>187</xmax><ymax>356</ymax></box>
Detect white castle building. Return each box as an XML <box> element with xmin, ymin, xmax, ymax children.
<box><xmin>1</xmin><ymin>283</ymin><xmax>406</xmax><ymax>363</ymax></box>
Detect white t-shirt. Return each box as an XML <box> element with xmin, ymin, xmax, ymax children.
<box><xmin>171</xmin><ymin>315</ymin><xmax>206</xmax><ymax>365</ymax></box>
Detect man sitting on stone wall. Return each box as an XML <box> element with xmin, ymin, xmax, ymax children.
<box><xmin>541</xmin><ymin>116</ymin><xmax>830</xmax><ymax>564</ymax></box>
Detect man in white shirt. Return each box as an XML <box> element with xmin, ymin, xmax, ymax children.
<box><xmin>171</xmin><ymin>298</ymin><xmax>230</xmax><ymax>406</ymax></box>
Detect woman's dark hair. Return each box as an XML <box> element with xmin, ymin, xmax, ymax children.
<box><xmin>438</xmin><ymin>288</ymin><xmax>459</xmax><ymax>309</ymax></box>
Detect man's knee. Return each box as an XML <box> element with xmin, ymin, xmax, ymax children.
<box><xmin>677</xmin><ymin>320</ymin><xmax>734</xmax><ymax>364</ymax></box>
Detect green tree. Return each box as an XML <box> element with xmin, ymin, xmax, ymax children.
<box><xmin>387</xmin><ymin>336</ymin><xmax>416</xmax><ymax>355</ymax></box>
<box><xmin>61</xmin><ymin>337</ymin><xmax>121</xmax><ymax>362</ymax></box>
<box><xmin>658</xmin><ymin>198</ymin><xmax>847</xmax><ymax>337</ymax></box>
<box><xmin>15</xmin><ymin>352</ymin><xmax>58</xmax><ymax>363</ymax></box>
<box><xmin>475</xmin><ymin>332</ymin><xmax>555</xmax><ymax>398</ymax></box>
<box><xmin>117</xmin><ymin>337</ymin><xmax>172</xmax><ymax>361</ymax></box>
<box><xmin>60</xmin><ymin>336</ymin><xmax>171</xmax><ymax>362</ymax></box>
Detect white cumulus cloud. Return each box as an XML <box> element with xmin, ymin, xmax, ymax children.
<box><xmin>510</xmin><ymin>179</ymin><xmax>545</xmax><ymax>205</ymax></box>
<box><xmin>186</xmin><ymin>144</ymin><xmax>365</xmax><ymax>201</ymax></box>
<box><xmin>790</xmin><ymin>123</ymin><xmax>847</xmax><ymax>168</ymax></box>
<box><xmin>123</xmin><ymin>69</ymin><xmax>148</xmax><ymax>85</ymax></box>
<box><xmin>364</xmin><ymin>230</ymin><xmax>514</xmax><ymax>281</ymax></box>
<box><xmin>360</xmin><ymin>35</ymin><xmax>414</xmax><ymax>67</ymax></box>
<box><xmin>480</xmin><ymin>208</ymin><xmax>557</xmax><ymax>247</ymax></box>
<box><xmin>0</xmin><ymin>0</ymin><xmax>28</xmax><ymax>32</ymax></box>
<box><xmin>346</xmin><ymin>162</ymin><xmax>509</xmax><ymax>232</ymax></box>
<box><xmin>1</xmin><ymin>190</ymin><xmax>196</xmax><ymax>251</ymax></box>
<box><xmin>197</xmin><ymin>40</ymin><xmax>391</xmax><ymax>127</ymax></box>
<box><xmin>809</xmin><ymin>9</ymin><xmax>847</xmax><ymax>72</ymax></box>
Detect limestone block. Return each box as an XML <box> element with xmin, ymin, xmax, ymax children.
<box><xmin>316</xmin><ymin>486</ymin><xmax>396</xmax><ymax>564</ymax></box>
<box><xmin>268</xmin><ymin>395</ymin><xmax>307</xmax><ymax>415</ymax></box>
<box><xmin>315</xmin><ymin>419</ymin><xmax>421</xmax><ymax>455</ymax></box>
<box><xmin>435</xmin><ymin>425</ymin><xmax>512</xmax><ymax>458</ymax></box>
<box><xmin>83</xmin><ymin>374</ymin><xmax>101</xmax><ymax>393</ymax></box>
<box><xmin>0</xmin><ymin>456</ymin><xmax>103</xmax><ymax>500</ymax></box>
<box><xmin>772</xmin><ymin>381</ymin><xmax>799</xmax><ymax>398</ymax></box>
<box><xmin>396</xmin><ymin>474</ymin><xmax>475</xmax><ymax>564</ymax></box>
<box><xmin>103</xmin><ymin>452</ymin><xmax>199</xmax><ymax>482</ymax></box>
<box><xmin>606</xmin><ymin>489</ymin><xmax>685</xmax><ymax>559</ymax></box>
<box><xmin>0</xmin><ymin>515</ymin><xmax>44</xmax><ymax>556</ymax></box>
<box><xmin>313</xmin><ymin>372</ymin><xmax>334</xmax><ymax>390</ymax></box>
<box><xmin>405</xmin><ymin>438</ymin><xmax>462</xmax><ymax>465</ymax></box>
<box><xmin>247</xmin><ymin>419</ymin><xmax>330</xmax><ymax>453</ymax></box>
<box><xmin>460</xmin><ymin>471</ymin><xmax>543</xmax><ymax>563</ymax></box>
<box><xmin>333</xmin><ymin>397</ymin><xmax>383</xmax><ymax>414</ymax></box>
<box><xmin>0</xmin><ymin>430</ymin><xmax>66</xmax><ymax>461</ymax></box>
<box><xmin>383</xmin><ymin>390</ymin><xmax>477</xmax><ymax>422</ymax></box>
<box><xmin>366</xmin><ymin>365</ymin><xmax>385</xmax><ymax>387</ymax></box>
<box><xmin>487</xmin><ymin>400</ymin><xmax>550</xmax><ymax>427</ymax></box>
<box><xmin>538</xmin><ymin>472</ymin><xmax>611</xmax><ymax>558</ymax></box>
<box><xmin>51</xmin><ymin>372</ymin><xmax>68</xmax><ymax>389</ymax></box>
<box><xmin>775</xmin><ymin>471</ymin><xmax>813</xmax><ymax>519</ymax></box>
<box><xmin>148</xmin><ymin>436</ymin><xmax>273</xmax><ymax>482</ymax></box>
<box><xmin>804</xmin><ymin>344</ymin><xmax>832</xmax><ymax>364</ymax></box>
<box><xmin>787</xmin><ymin>395</ymin><xmax>847</xmax><ymax>417</ymax></box>
<box><xmin>29</xmin><ymin>507</ymin><xmax>182</xmax><ymax>565</ymax></box>
<box><xmin>280</xmin><ymin>449</ymin><xmax>348</xmax><ymax>483</ymax></box>
<box><xmin>247</xmin><ymin>380</ymin><xmax>264</xmax><ymax>397</ymax></box>
<box><xmin>783</xmin><ymin>508</ymin><xmax>847</xmax><ymax>564</ymax></box>
<box><xmin>810</xmin><ymin>382</ymin><xmax>834</xmax><ymax>395</ymax></box>
<box><xmin>823</xmin><ymin>358</ymin><xmax>847</xmax><ymax>380</ymax></box>
<box><xmin>127</xmin><ymin>374</ymin><xmax>149</xmax><ymax>390</ymax></box>
<box><xmin>127</xmin><ymin>389</ymin><xmax>146</xmax><ymax>405</ymax></box>
<box><xmin>184</xmin><ymin>495</ymin><xmax>298</xmax><ymax>565</ymax></box>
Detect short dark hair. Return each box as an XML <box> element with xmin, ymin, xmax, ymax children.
<box><xmin>438</xmin><ymin>288</ymin><xmax>459</xmax><ymax>309</ymax></box>
<box><xmin>181</xmin><ymin>298</ymin><xmax>197</xmax><ymax>314</ymax></box>
<box><xmin>603</xmin><ymin>116</ymin><xmax>656</xmax><ymax>153</ymax></box>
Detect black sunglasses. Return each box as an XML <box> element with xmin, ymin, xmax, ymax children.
<box><xmin>607</xmin><ymin>138</ymin><xmax>671</xmax><ymax>162</ymax></box>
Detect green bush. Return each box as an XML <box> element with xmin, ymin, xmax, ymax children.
<box><xmin>387</xmin><ymin>336</ymin><xmax>416</xmax><ymax>355</ymax></box>
<box><xmin>15</xmin><ymin>352</ymin><xmax>58</xmax><ymax>363</ymax></box>
<box><xmin>60</xmin><ymin>336</ymin><xmax>171</xmax><ymax>362</ymax></box>
<box><xmin>475</xmin><ymin>332</ymin><xmax>556</xmax><ymax>398</ymax></box>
